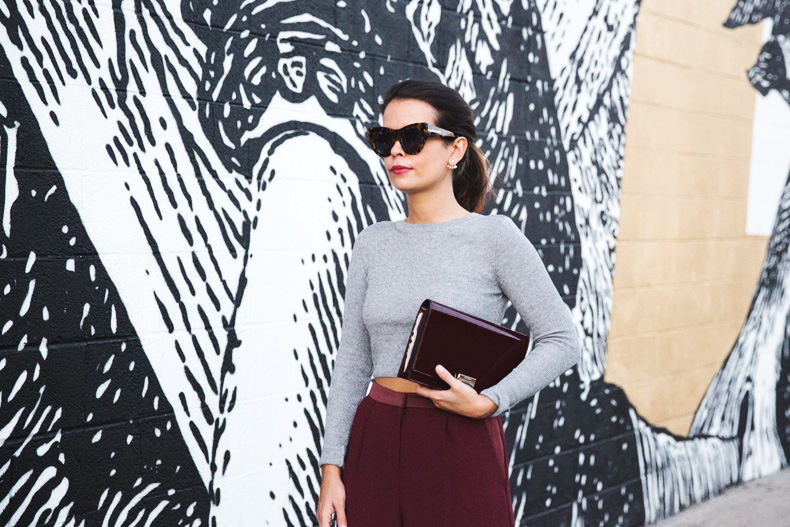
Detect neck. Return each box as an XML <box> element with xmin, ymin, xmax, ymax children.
<box><xmin>405</xmin><ymin>204</ymin><xmax>469</xmax><ymax>224</ymax></box>
<box><xmin>404</xmin><ymin>188</ymin><xmax>468</xmax><ymax>224</ymax></box>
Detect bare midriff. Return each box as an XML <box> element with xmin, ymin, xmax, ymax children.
<box><xmin>374</xmin><ymin>377</ymin><xmax>420</xmax><ymax>393</ymax></box>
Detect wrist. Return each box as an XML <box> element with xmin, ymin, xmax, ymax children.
<box><xmin>477</xmin><ymin>394</ymin><xmax>498</xmax><ymax>418</ymax></box>
<box><xmin>321</xmin><ymin>464</ymin><xmax>342</xmax><ymax>482</ymax></box>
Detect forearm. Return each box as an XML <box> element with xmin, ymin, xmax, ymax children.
<box><xmin>480</xmin><ymin>325</ymin><xmax>580</xmax><ymax>416</ymax></box>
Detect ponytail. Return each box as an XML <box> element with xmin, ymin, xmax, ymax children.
<box><xmin>453</xmin><ymin>142</ymin><xmax>496</xmax><ymax>213</ymax></box>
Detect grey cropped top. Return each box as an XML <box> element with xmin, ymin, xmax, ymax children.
<box><xmin>318</xmin><ymin>212</ymin><xmax>580</xmax><ymax>468</ymax></box>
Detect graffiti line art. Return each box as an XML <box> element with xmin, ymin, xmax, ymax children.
<box><xmin>1</xmin><ymin>0</ymin><xmax>788</xmax><ymax>526</ymax></box>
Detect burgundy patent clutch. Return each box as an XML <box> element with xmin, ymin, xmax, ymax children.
<box><xmin>397</xmin><ymin>299</ymin><xmax>530</xmax><ymax>392</ymax></box>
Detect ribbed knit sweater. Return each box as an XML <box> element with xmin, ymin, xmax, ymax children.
<box><xmin>318</xmin><ymin>212</ymin><xmax>580</xmax><ymax>468</ymax></box>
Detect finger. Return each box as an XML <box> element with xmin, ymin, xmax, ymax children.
<box><xmin>415</xmin><ymin>385</ymin><xmax>434</xmax><ymax>399</ymax></box>
<box><xmin>416</xmin><ymin>385</ymin><xmax>445</xmax><ymax>408</ymax></box>
<box><xmin>336</xmin><ymin>503</ymin><xmax>348</xmax><ymax>527</ymax></box>
<box><xmin>317</xmin><ymin>507</ymin><xmax>329</xmax><ymax>527</ymax></box>
<box><xmin>435</xmin><ymin>364</ymin><xmax>458</xmax><ymax>387</ymax></box>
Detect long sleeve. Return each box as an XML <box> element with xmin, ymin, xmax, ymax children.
<box><xmin>479</xmin><ymin>216</ymin><xmax>581</xmax><ymax>417</ymax></box>
<box><xmin>318</xmin><ymin>230</ymin><xmax>373</xmax><ymax>468</ymax></box>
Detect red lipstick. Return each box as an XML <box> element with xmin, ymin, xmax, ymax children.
<box><xmin>391</xmin><ymin>165</ymin><xmax>411</xmax><ymax>175</ymax></box>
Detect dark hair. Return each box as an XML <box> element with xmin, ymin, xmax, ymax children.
<box><xmin>380</xmin><ymin>79</ymin><xmax>496</xmax><ymax>213</ymax></box>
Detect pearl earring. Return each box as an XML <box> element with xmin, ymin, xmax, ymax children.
<box><xmin>447</xmin><ymin>161</ymin><xmax>458</xmax><ymax>170</ymax></box>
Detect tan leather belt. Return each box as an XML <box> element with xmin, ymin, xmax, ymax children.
<box><xmin>373</xmin><ymin>377</ymin><xmax>420</xmax><ymax>393</ymax></box>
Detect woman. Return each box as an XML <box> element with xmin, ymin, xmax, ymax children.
<box><xmin>316</xmin><ymin>79</ymin><xmax>580</xmax><ymax>527</ymax></box>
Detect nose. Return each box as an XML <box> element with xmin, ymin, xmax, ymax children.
<box><xmin>389</xmin><ymin>139</ymin><xmax>405</xmax><ymax>157</ymax></box>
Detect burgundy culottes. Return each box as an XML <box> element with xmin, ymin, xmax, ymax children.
<box><xmin>341</xmin><ymin>382</ymin><xmax>515</xmax><ymax>527</ymax></box>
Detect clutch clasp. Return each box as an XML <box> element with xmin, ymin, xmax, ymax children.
<box><xmin>455</xmin><ymin>373</ymin><xmax>476</xmax><ymax>388</ymax></box>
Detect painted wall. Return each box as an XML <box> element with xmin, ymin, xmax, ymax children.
<box><xmin>606</xmin><ymin>1</ymin><xmax>769</xmax><ymax>436</ymax></box>
<box><xmin>0</xmin><ymin>1</ymin><xmax>787</xmax><ymax>527</ymax></box>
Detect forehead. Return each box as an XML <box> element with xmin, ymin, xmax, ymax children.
<box><xmin>382</xmin><ymin>98</ymin><xmax>439</xmax><ymax>128</ymax></box>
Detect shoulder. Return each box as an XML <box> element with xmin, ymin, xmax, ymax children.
<box><xmin>352</xmin><ymin>220</ymin><xmax>394</xmax><ymax>253</ymax></box>
<box><xmin>356</xmin><ymin>220</ymin><xmax>392</xmax><ymax>241</ymax></box>
<box><xmin>482</xmin><ymin>213</ymin><xmax>514</xmax><ymax>227</ymax></box>
<box><xmin>482</xmin><ymin>214</ymin><xmax>538</xmax><ymax>264</ymax></box>
<box><xmin>482</xmin><ymin>213</ymin><xmax>525</xmax><ymax>240</ymax></box>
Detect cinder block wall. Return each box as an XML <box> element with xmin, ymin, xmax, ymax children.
<box><xmin>5</xmin><ymin>1</ymin><xmax>789</xmax><ymax>525</ymax></box>
<box><xmin>605</xmin><ymin>0</ymin><xmax>770</xmax><ymax>435</ymax></box>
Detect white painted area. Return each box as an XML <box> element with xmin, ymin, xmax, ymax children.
<box><xmin>2</xmin><ymin>122</ymin><xmax>19</xmax><ymax>238</ymax></box>
<box><xmin>216</xmin><ymin>133</ymin><xmax>363</xmax><ymax>524</ymax></box>
<box><xmin>746</xmin><ymin>19</ymin><xmax>790</xmax><ymax>236</ymax></box>
<box><xmin>746</xmin><ymin>89</ymin><xmax>790</xmax><ymax>235</ymax></box>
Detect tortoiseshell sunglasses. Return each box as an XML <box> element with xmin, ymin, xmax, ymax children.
<box><xmin>366</xmin><ymin>122</ymin><xmax>456</xmax><ymax>157</ymax></box>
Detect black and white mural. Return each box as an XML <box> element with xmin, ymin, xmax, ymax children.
<box><xmin>634</xmin><ymin>0</ymin><xmax>790</xmax><ymax>523</ymax></box>
<box><xmin>0</xmin><ymin>0</ymin><xmax>788</xmax><ymax>526</ymax></box>
<box><xmin>691</xmin><ymin>0</ymin><xmax>790</xmax><ymax>485</ymax></box>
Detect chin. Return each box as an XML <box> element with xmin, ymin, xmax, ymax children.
<box><xmin>388</xmin><ymin>175</ymin><xmax>413</xmax><ymax>189</ymax></box>
<box><xmin>391</xmin><ymin>183</ymin><xmax>414</xmax><ymax>194</ymax></box>
<box><xmin>390</xmin><ymin>176</ymin><xmax>420</xmax><ymax>189</ymax></box>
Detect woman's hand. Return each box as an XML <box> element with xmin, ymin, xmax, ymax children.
<box><xmin>414</xmin><ymin>364</ymin><xmax>498</xmax><ymax>418</ymax></box>
<box><xmin>317</xmin><ymin>464</ymin><xmax>347</xmax><ymax>527</ymax></box>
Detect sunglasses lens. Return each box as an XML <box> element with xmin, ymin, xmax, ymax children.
<box><xmin>370</xmin><ymin>129</ymin><xmax>393</xmax><ymax>157</ymax></box>
<box><xmin>400</xmin><ymin>127</ymin><xmax>425</xmax><ymax>155</ymax></box>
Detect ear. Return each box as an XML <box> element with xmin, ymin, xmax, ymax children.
<box><xmin>449</xmin><ymin>136</ymin><xmax>468</xmax><ymax>164</ymax></box>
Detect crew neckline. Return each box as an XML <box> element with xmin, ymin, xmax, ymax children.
<box><xmin>394</xmin><ymin>212</ymin><xmax>479</xmax><ymax>232</ymax></box>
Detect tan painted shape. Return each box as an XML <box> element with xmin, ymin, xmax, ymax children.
<box><xmin>604</xmin><ymin>0</ymin><xmax>770</xmax><ymax>436</ymax></box>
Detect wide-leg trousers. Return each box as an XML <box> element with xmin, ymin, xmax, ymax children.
<box><xmin>341</xmin><ymin>382</ymin><xmax>515</xmax><ymax>527</ymax></box>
